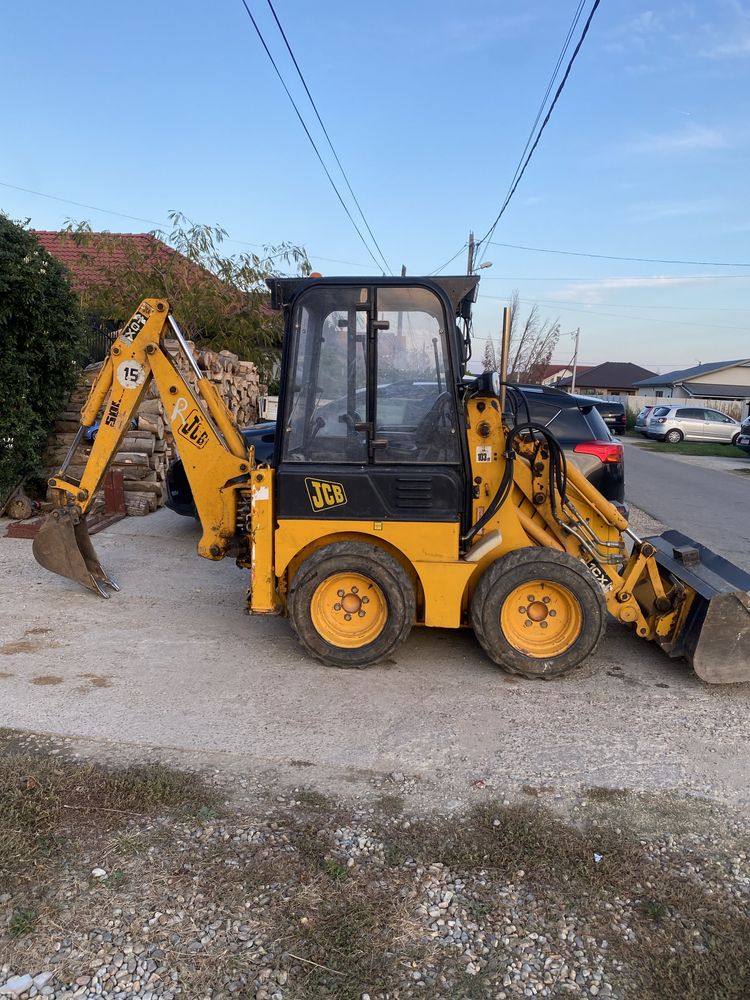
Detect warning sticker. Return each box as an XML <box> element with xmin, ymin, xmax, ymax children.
<box><xmin>475</xmin><ymin>445</ymin><xmax>493</xmax><ymax>464</ymax></box>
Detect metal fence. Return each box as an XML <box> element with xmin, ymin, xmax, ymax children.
<box><xmin>80</xmin><ymin>319</ymin><xmax>119</xmax><ymax>367</ymax></box>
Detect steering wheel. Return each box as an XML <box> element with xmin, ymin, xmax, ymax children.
<box><xmin>340</xmin><ymin>411</ymin><xmax>363</xmax><ymax>434</ymax></box>
<box><xmin>415</xmin><ymin>392</ymin><xmax>455</xmax><ymax>460</ymax></box>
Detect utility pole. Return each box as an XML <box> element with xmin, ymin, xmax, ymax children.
<box><xmin>570</xmin><ymin>327</ymin><xmax>580</xmax><ymax>394</ymax></box>
<box><xmin>466</xmin><ymin>230</ymin><xmax>475</xmax><ymax>275</ymax></box>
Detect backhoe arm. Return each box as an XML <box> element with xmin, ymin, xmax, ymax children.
<box><xmin>34</xmin><ymin>299</ymin><xmax>253</xmax><ymax>594</ymax></box>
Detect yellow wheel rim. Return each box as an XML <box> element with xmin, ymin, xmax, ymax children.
<box><xmin>310</xmin><ymin>572</ymin><xmax>388</xmax><ymax>649</ymax></box>
<box><xmin>500</xmin><ymin>579</ymin><xmax>582</xmax><ymax>658</ymax></box>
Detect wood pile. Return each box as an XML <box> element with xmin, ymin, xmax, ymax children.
<box><xmin>164</xmin><ymin>339</ymin><xmax>263</xmax><ymax>428</ymax></box>
<box><xmin>45</xmin><ymin>345</ymin><xmax>262</xmax><ymax>517</ymax></box>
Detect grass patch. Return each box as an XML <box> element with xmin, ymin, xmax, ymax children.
<box><xmin>640</xmin><ymin>440</ymin><xmax>747</xmax><ymax>459</ymax></box>
<box><xmin>8</xmin><ymin>908</ymin><xmax>36</xmax><ymax>936</ymax></box>
<box><xmin>0</xmin><ymin>749</ymin><xmax>219</xmax><ymax>893</ymax></box>
<box><xmin>284</xmin><ymin>876</ymin><xmax>421</xmax><ymax>1000</ymax></box>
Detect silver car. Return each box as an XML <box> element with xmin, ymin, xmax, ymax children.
<box><xmin>634</xmin><ymin>405</ymin><xmax>654</xmax><ymax>435</ymax></box>
<box><xmin>647</xmin><ymin>404</ymin><xmax>741</xmax><ymax>444</ymax></box>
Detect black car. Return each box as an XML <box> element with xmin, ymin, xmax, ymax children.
<box><xmin>508</xmin><ymin>385</ymin><xmax>625</xmax><ymax>514</ymax></box>
<box><xmin>570</xmin><ymin>395</ymin><xmax>626</xmax><ymax>436</ymax></box>
<box><xmin>166</xmin><ymin>384</ymin><xmax>626</xmax><ymax>518</ymax></box>
<box><xmin>737</xmin><ymin>415</ymin><xmax>750</xmax><ymax>456</ymax></box>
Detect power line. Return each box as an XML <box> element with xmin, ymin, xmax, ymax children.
<box><xmin>487</xmin><ymin>240</ymin><xmax>750</xmax><ymax>268</ymax></box>
<box><xmin>481</xmin><ymin>293</ymin><xmax>749</xmax><ymax>332</ymax></box>
<box><xmin>263</xmin><ymin>0</ymin><xmax>391</xmax><ymax>274</ymax></box>
<box><xmin>475</xmin><ymin>0</ymin><xmax>601</xmax><ymax>258</ymax></box>
<box><xmin>0</xmin><ymin>179</ymin><xmax>375</xmax><ymax>270</ymax></box>
<box><xmin>430</xmin><ymin>243</ymin><xmax>468</xmax><ymax>276</ymax></box>
<box><xmin>237</xmin><ymin>0</ymin><xmax>385</xmax><ymax>272</ymax></box>
<box><xmin>487</xmin><ymin>1</ymin><xmax>586</xmax><ymax>247</ymax></box>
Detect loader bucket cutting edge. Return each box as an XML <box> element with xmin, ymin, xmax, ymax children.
<box><xmin>32</xmin><ymin>508</ymin><xmax>117</xmax><ymax>598</ymax></box>
<box><xmin>648</xmin><ymin>530</ymin><xmax>750</xmax><ymax>684</ymax></box>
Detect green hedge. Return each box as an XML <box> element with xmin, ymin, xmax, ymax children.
<box><xmin>0</xmin><ymin>217</ymin><xmax>86</xmax><ymax>505</ymax></box>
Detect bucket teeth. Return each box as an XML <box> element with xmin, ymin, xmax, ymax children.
<box><xmin>32</xmin><ymin>507</ymin><xmax>115</xmax><ymax>598</ymax></box>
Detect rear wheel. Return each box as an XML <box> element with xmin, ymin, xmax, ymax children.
<box><xmin>665</xmin><ymin>428</ymin><xmax>683</xmax><ymax>444</ymax></box>
<box><xmin>470</xmin><ymin>548</ymin><xmax>607</xmax><ymax>679</ymax></box>
<box><xmin>288</xmin><ymin>542</ymin><xmax>415</xmax><ymax>668</ymax></box>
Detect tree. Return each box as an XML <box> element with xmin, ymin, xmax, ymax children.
<box><xmin>481</xmin><ymin>291</ymin><xmax>560</xmax><ymax>382</ymax></box>
<box><xmin>60</xmin><ymin>212</ymin><xmax>311</xmax><ymax>385</ymax></box>
<box><xmin>0</xmin><ymin>216</ymin><xmax>86</xmax><ymax>503</ymax></box>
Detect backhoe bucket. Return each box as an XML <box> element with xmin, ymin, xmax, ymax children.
<box><xmin>648</xmin><ymin>530</ymin><xmax>750</xmax><ymax>684</ymax></box>
<box><xmin>32</xmin><ymin>507</ymin><xmax>119</xmax><ymax>598</ymax></box>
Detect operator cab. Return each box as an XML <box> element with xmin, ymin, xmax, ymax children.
<box><xmin>268</xmin><ymin>276</ymin><xmax>478</xmax><ymax>524</ymax></box>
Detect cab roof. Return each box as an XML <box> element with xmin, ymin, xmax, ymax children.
<box><xmin>266</xmin><ymin>275</ymin><xmax>480</xmax><ymax>319</ymax></box>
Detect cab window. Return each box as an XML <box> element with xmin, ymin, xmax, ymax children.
<box><xmin>373</xmin><ymin>287</ymin><xmax>458</xmax><ymax>463</ymax></box>
<box><xmin>282</xmin><ymin>286</ymin><xmax>369</xmax><ymax>463</ymax></box>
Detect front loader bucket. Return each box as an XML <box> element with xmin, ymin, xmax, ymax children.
<box><xmin>32</xmin><ymin>507</ymin><xmax>119</xmax><ymax>599</ymax></box>
<box><xmin>648</xmin><ymin>530</ymin><xmax>750</xmax><ymax>684</ymax></box>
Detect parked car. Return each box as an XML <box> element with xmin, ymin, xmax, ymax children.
<box><xmin>634</xmin><ymin>405</ymin><xmax>654</xmax><ymax>436</ymax></box>
<box><xmin>167</xmin><ymin>383</ymin><xmax>627</xmax><ymax>518</ymax></box>
<box><xmin>646</xmin><ymin>405</ymin><xmax>742</xmax><ymax>444</ymax></box>
<box><xmin>510</xmin><ymin>385</ymin><xmax>626</xmax><ymax>513</ymax></box>
<box><xmin>587</xmin><ymin>399</ymin><xmax>626</xmax><ymax>436</ymax></box>
<box><xmin>736</xmin><ymin>415</ymin><xmax>750</xmax><ymax>456</ymax></box>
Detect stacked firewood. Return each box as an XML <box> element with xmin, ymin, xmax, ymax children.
<box><xmin>45</xmin><ymin>365</ymin><xmax>170</xmax><ymax>516</ymax></box>
<box><xmin>45</xmin><ymin>345</ymin><xmax>262</xmax><ymax>517</ymax></box>
<box><xmin>164</xmin><ymin>339</ymin><xmax>263</xmax><ymax>428</ymax></box>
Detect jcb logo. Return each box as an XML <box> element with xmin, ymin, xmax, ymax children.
<box><xmin>305</xmin><ymin>478</ymin><xmax>347</xmax><ymax>511</ymax></box>
<box><xmin>177</xmin><ymin>408</ymin><xmax>209</xmax><ymax>449</ymax></box>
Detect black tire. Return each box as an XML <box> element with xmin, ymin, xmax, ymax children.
<box><xmin>470</xmin><ymin>547</ymin><xmax>607</xmax><ymax>679</ymax></box>
<box><xmin>731</xmin><ymin>434</ymin><xmax>740</xmax><ymax>446</ymax></box>
<box><xmin>665</xmin><ymin>428</ymin><xmax>683</xmax><ymax>444</ymax></box>
<box><xmin>287</xmin><ymin>542</ymin><xmax>415</xmax><ymax>668</ymax></box>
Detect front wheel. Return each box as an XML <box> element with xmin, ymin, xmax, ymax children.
<box><xmin>665</xmin><ymin>429</ymin><xmax>683</xmax><ymax>444</ymax></box>
<box><xmin>470</xmin><ymin>548</ymin><xmax>607</xmax><ymax>679</ymax></box>
<box><xmin>287</xmin><ymin>542</ymin><xmax>415</xmax><ymax>668</ymax></box>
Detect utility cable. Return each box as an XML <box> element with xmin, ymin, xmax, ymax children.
<box><xmin>264</xmin><ymin>0</ymin><xmax>391</xmax><ymax>274</ymax></box>
<box><xmin>430</xmin><ymin>243</ymin><xmax>469</xmax><ymax>276</ymax></box>
<box><xmin>475</xmin><ymin>0</ymin><xmax>602</xmax><ymax>260</ymax></box>
<box><xmin>238</xmin><ymin>0</ymin><xmax>385</xmax><ymax>272</ymax></box>
<box><xmin>0</xmin><ymin>180</ymin><xmax>379</xmax><ymax>269</ymax></box>
<box><xmin>486</xmin><ymin>240</ymin><xmax>750</xmax><ymax>268</ymax></box>
<box><xmin>493</xmin><ymin>1</ymin><xmax>586</xmax><ymax>233</ymax></box>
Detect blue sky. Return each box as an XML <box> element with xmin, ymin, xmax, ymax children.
<box><xmin>1</xmin><ymin>0</ymin><xmax>749</xmax><ymax>370</ymax></box>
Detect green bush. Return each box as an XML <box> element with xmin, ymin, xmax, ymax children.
<box><xmin>0</xmin><ymin>217</ymin><xmax>86</xmax><ymax>504</ymax></box>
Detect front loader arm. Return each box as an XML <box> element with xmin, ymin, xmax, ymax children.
<box><xmin>35</xmin><ymin>299</ymin><xmax>253</xmax><ymax>595</ymax></box>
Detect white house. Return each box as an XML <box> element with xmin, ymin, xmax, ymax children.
<box><xmin>634</xmin><ymin>359</ymin><xmax>750</xmax><ymax>403</ymax></box>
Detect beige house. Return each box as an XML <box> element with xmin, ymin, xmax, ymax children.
<box><xmin>634</xmin><ymin>359</ymin><xmax>750</xmax><ymax>402</ymax></box>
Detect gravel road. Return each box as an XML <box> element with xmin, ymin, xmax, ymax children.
<box><xmin>2</xmin><ymin>508</ymin><xmax>748</xmax><ymax>812</ymax></box>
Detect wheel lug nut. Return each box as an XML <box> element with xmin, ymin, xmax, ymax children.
<box><xmin>351</xmin><ymin>586</ymin><xmax>358</xmax><ymax>594</ymax></box>
<box><xmin>361</xmin><ymin>596</ymin><xmax>369</xmax><ymax>604</ymax></box>
<box><xmin>519</xmin><ymin>606</ymin><xmax>527</xmax><ymax>614</ymax></box>
<box><xmin>542</xmin><ymin>596</ymin><xmax>550</xmax><ymax>604</ymax></box>
<box><xmin>549</xmin><ymin>610</ymin><xmax>557</xmax><ymax>617</ymax></box>
<box><xmin>358</xmin><ymin>611</ymin><xmax>366</xmax><ymax>618</ymax></box>
<box><xmin>337</xmin><ymin>589</ymin><xmax>345</xmax><ymax>597</ymax></box>
<box><xmin>540</xmin><ymin>621</ymin><xmax>548</xmax><ymax>629</ymax></box>
<box><xmin>527</xmin><ymin>595</ymin><xmax>535</xmax><ymax>603</ymax></box>
<box><xmin>524</xmin><ymin>620</ymin><xmax>533</xmax><ymax>628</ymax></box>
<box><xmin>334</xmin><ymin>603</ymin><xmax>341</xmax><ymax>611</ymax></box>
<box><xmin>344</xmin><ymin>613</ymin><xmax>352</xmax><ymax>621</ymax></box>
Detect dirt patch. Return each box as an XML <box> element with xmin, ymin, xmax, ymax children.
<box><xmin>30</xmin><ymin>675</ymin><xmax>65</xmax><ymax>686</ymax></box>
<box><xmin>0</xmin><ymin>671</ymin><xmax>13</xmax><ymax>680</ymax></box>
<box><xmin>1</xmin><ymin>640</ymin><xmax>43</xmax><ymax>655</ymax></box>
<box><xmin>78</xmin><ymin>673</ymin><xmax>113</xmax><ymax>688</ymax></box>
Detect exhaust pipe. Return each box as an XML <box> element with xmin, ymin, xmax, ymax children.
<box><xmin>32</xmin><ymin>507</ymin><xmax>119</xmax><ymax>598</ymax></box>
<box><xmin>649</xmin><ymin>530</ymin><xmax>750</xmax><ymax>684</ymax></box>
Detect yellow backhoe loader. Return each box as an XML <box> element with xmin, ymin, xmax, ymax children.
<box><xmin>33</xmin><ymin>278</ymin><xmax>750</xmax><ymax>683</ymax></box>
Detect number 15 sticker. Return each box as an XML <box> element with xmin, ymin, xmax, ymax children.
<box><xmin>116</xmin><ymin>360</ymin><xmax>146</xmax><ymax>389</ymax></box>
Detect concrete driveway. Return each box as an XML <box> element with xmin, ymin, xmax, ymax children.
<box><xmin>2</xmin><ymin>510</ymin><xmax>748</xmax><ymax>811</ymax></box>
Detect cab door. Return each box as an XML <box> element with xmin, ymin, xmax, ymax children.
<box><xmin>275</xmin><ymin>282</ymin><xmax>465</xmax><ymax>524</ymax></box>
